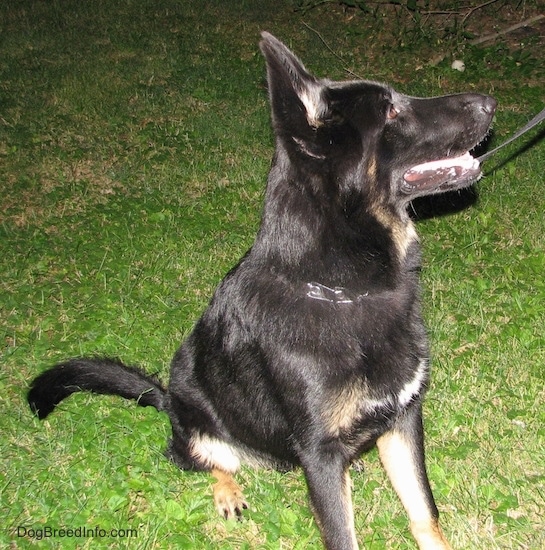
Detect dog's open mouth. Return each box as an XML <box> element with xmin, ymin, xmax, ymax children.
<box><xmin>402</xmin><ymin>152</ymin><xmax>481</xmax><ymax>193</ymax></box>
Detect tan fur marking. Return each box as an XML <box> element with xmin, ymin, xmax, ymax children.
<box><xmin>211</xmin><ymin>468</ymin><xmax>248</xmax><ymax>519</ymax></box>
<box><xmin>300</xmin><ymin>84</ymin><xmax>324</xmax><ymax>127</ymax></box>
<box><xmin>367</xmin><ymin>155</ymin><xmax>378</xmax><ymax>180</ymax></box>
<box><xmin>324</xmin><ymin>383</ymin><xmax>366</xmax><ymax>436</ymax></box>
<box><xmin>372</xmin><ymin>205</ymin><xmax>418</xmax><ymax>260</ymax></box>
<box><xmin>342</xmin><ymin>469</ymin><xmax>358</xmax><ymax>549</ymax></box>
<box><xmin>324</xmin><ymin>382</ymin><xmax>394</xmax><ymax>437</ymax></box>
<box><xmin>411</xmin><ymin>519</ymin><xmax>452</xmax><ymax>550</ymax></box>
<box><xmin>377</xmin><ymin>431</ymin><xmax>452</xmax><ymax>550</ymax></box>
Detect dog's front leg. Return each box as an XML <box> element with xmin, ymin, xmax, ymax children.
<box><xmin>377</xmin><ymin>404</ymin><xmax>452</xmax><ymax>550</ymax></box>
<box><xmin>300</xmin><ymin>451</ymin><xmax>358</xmax><ymax>550</ymax></box>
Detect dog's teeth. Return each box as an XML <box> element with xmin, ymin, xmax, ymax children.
<box><xmin>408</xmin><ymin>152</ymin><xmax>478</xmax><ymax>175</ymax></box>
<box><xmin>404</xmin><ymin>152</ymin><xmax>480</xmax><ymax>185</ymax></box>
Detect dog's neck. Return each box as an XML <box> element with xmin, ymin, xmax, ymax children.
<box><xmin>306</xmin><ymin>282</ymin><xmax>368</xmax><ymax>304</ymax></box>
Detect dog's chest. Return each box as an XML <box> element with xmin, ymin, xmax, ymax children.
<box><xmin>322</xmin><ymin>357</ymin><xmax>429</xmax><ymax>443</ymax></box>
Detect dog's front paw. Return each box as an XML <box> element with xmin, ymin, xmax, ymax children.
<box><xmin>212</xmin><ymin>469</ymin><xmax>248</xmax><ymax>520</ymax></box>
<box><xmin>411</xmin><ymin>519</ymin><xmax>453</xmax><ymax>550</ymax></box>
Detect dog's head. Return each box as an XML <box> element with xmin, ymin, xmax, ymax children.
<box><xmin>260</xmin><ymin>32</ymin><xmax>496</xmax><ymax>208</ymax></box>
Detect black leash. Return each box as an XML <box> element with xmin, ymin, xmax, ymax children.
<box><xmin>477</xmin><ymin>106</ymin><xmax>545</xmax><ymax>163</ymax></box>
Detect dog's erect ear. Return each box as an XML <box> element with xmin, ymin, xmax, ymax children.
<box><xmin>260</xmin><ymin>32</ymin><xmax>328</xmax><ymax>133</ymax></box>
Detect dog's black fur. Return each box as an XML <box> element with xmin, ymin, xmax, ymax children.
<box><xmin>28</xmin><ymin>33</ymin><xmax>496</xmax><ymax>550</ymax></box>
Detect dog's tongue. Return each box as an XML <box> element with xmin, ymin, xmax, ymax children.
<box><xmin>403</xmin><ymin>152</ymin><xmax>480</xmax><ymax>190</ymax></box>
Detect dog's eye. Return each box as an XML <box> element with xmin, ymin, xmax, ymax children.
<box><xmin>387</xmin><ymin>104</ymin><xmax>399</xmax><ymax>120</ymax></box>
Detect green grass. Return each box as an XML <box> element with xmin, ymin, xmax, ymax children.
<box><xmin>1</xmin><ymin>0</ymin><xmax>544</xmax><ymax>548</ymax></box>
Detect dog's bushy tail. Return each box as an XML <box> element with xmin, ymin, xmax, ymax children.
<box><xmin>28</xmin><ymin>358</ymin><xmax>166</xmax><ymax>419</ymax></box>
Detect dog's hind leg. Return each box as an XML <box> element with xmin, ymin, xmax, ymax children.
<box><xmin>211</xmin><ymin>468</ymin><xmax>248</xmax><ymax>520</ymax></box>
<box><xmin>165</xmin><ymin>424</ymin><xmax>249</xmax><ymax>520</ymax></box>
<box><xmin>377</xmin><ymin>404</ymin><xmax>452</xmax><ymax>550</ymax></box>
<box><xmin>300</xmin><ymin>451</ymin><xmax>358</xmax><ymax>550</ymax></box>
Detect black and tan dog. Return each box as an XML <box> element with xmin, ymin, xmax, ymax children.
<box><xmin>28</xmin><ymin>33</ymin><xmax>496</xmax><ymax>549</ymax></box>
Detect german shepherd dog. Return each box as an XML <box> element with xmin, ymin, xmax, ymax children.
<box><xmin>28</xmin><ymin>33</ymin><xmax>496</xmax><ymax>549</ymax></box>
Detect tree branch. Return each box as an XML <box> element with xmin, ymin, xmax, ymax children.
<box><xmin>468</xmin><ymin>14</ymin><xmax>545</xmax><ymax>46</ymax></box>
<box><xmin>429</xmin><ymin>14</ymin><xmax>545</xmax><ymax>66</ymax></box>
